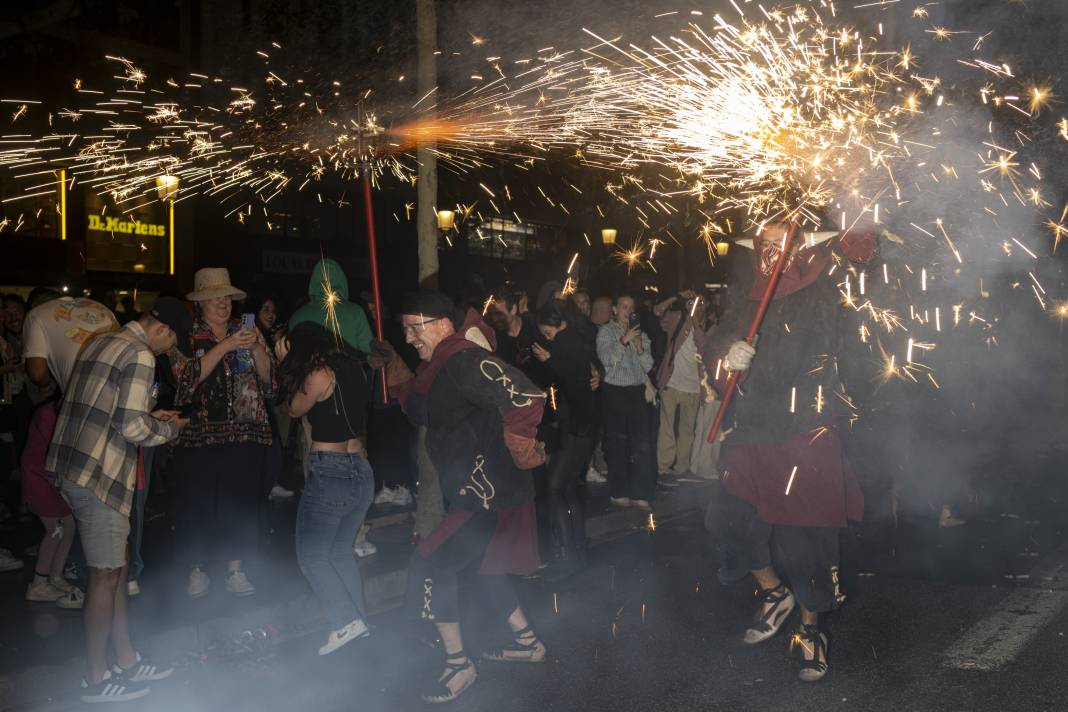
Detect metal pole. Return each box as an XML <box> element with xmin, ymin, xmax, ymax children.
<box><xmin>361</xmin><ymin>162</ymin><xmax>389</xmax><ymax>403</ymax></box>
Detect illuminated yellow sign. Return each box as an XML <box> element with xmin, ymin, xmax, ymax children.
<box><xmin>87</xmin><ymin>214</ymin><xmax>166</xmax><ymax>237</ymax></box>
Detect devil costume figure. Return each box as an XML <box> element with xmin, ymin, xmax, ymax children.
<box><xmin>709</xmin><ymin>223</ymin><xmax>870</xmax><ymax>682</ymax></box>
<box><xmin>373</xmin><ymin>290</ymin><xmax>547</xmax><ymax>704</ymax></box>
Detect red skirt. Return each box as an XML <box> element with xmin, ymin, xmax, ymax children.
<box><xmin>23</xmin><ymin>471</ymin><xmax>71</xmax><ymax>519</ymax></box>
<box><xmin>416</xmin><ymin>502</ymin><xmax>539</xmax><ymax>576</ymax></box>
<box><xmin>722</xmin><ymin>423</ymin><xmax>863</xmax><ymax>528</ymax></box>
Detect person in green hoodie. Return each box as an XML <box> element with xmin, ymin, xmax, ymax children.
<box><xmin>289</xmin><ymin>259</ymin><xmax>373</xmax><ymax>356</ymax></box>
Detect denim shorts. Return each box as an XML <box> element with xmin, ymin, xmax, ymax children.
<box><xmin>61</xmin><ymin>480</ymin><xmax>129</xmax><ymax>569</ymax></box>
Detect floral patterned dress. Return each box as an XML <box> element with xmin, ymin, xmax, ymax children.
<box><xmin>172</xmin><ymin>319</ymin><xmax>276</xmax><ymax>448</ymax></box>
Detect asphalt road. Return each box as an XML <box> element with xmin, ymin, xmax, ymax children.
<box><xmin>42</xmin><ymin>488</ymin><xmax>1068</xmax><ymax>712</ymax></box>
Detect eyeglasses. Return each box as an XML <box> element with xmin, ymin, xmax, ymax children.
<box><xmin>401</xmin><ymin>317</ymin><xmax>443</xmax><ymax>336</ymax></box>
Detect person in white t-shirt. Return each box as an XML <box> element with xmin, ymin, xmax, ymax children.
<box><xmin>23</xmin><ymin>297</ymin><xmax>119</xmax><ymax>393</ymax></box>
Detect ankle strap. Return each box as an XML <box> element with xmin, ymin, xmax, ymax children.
<box><xmin>512</xmin><ymin>625</ymin><xmax>535</xmax><ymax>638</ymax></box>
<box><xmin>445</xmin><ymin>650</ymin><xmax>468</xmax><ymax>660</ymax></box>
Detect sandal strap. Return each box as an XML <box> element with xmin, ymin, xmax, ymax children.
<box><xmin>756</xmin><ymin>582</ymin><xmax>788</xmax><ymax>604</ymax></box>
<box><xmin>750</xmin><ymin>584</ymin><xmax>792</xmax><ymax>630</ymax></box>
<box><xmin>511</xmin><ymin>625</ymin><xmax>535</xmax><ymax>638</ymax></box>
<box><xmin>796</xmin><ymin>626</ymin><xmax>828</xmax><ymax>670</ymax></box>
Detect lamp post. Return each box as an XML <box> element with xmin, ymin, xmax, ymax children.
<box><xmin>155</xmin><ymin>174</ymin><xmax>179</xmax><ymax>275</ymax></box>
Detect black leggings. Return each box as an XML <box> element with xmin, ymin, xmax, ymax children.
<box><xmin>547</xmin><ymin>430</ymin><xmax>594</xmax><ymax>559</ymax></box>
<box><xmin>407</xmin><ymin>512</ymin><xmax>518</xmax><ymax>624</ymax></box>
<box><xmin>713</xmin><ymin>491</ymin><xmax>843</xmax><ymax>613</ymax></box>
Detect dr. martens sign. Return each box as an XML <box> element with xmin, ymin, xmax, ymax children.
<box><xmin>87</xmin><ymin>214</ymin><xmax>166</xmax><ymax>236</ymax></box>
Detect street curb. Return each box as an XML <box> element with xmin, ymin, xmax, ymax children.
<box><xmin>0</xmin><ymin>482</ymin><xmax>711</xmax><ymax>711</ymax></box>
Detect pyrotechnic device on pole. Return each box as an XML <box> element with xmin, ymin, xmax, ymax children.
<box><xmin>707</xmin><ymin>221</ymin><xmax>800</xmax><ymax>444</ymax></box>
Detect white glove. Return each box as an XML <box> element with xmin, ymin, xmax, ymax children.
<box><xmin>725</xmin><ymin>340</ymin><xmax>756</xmax><ymax>371</ymax></box>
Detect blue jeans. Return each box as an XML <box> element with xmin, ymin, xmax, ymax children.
<box><xmin>128</xmin><ymin>446</ymin><xmax>154</xmax><ymax>581</ymax></box>
<box><xmin>296</xmin><ymin>452</ymin><xmax>374</xmax><ymax>630</ymax></box>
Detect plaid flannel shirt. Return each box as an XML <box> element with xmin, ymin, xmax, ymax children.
<box><xmin>47</xmin><ymin>322</ymin><xmax>179</xmax><ymax>516</ymax></box>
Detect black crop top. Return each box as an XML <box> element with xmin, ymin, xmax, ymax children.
<box><xmin>306</xmin><ymin>361</ymin><xmax>368</xmax><ymax>443</ymax></box>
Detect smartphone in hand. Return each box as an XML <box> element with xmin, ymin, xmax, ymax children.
<box><xmin>241</xmin><ymin>313</ymin><xmax>256</xmax><ymax>331</ymax></box>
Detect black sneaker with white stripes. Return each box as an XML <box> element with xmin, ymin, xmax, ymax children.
<box><xmin>111</xmin><ymin>651</ymin><xmax>174</xmax><ymax>682</ymax></box>
<box><xmin>80</xmin><ymin>670</ymin><xmax>150</xmax><ymax>704</ymax></box>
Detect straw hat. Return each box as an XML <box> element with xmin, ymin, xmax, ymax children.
<box><xmin>186</xmin><ymin>267</ymin><xmax>247</xmax><ymax>302</ymax></box>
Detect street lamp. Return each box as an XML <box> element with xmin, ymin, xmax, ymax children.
<box><xmin>601</xmin><ymin>228</ymin><xmax>617</xmax><ymax>246</ymax></box>
<box><xmin>436</xmin><ymin>209</ymin><xmax>456</xmax><ymax>231</ymax></box>
<box><xmin>155</xmin><ymin>175</ymin><xmax>179</xmax><ymax>275</ymax></box>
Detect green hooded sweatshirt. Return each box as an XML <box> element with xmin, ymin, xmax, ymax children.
<box><xmin>288</xmin><ymin>258</ymin><xmax>372</xmax><ymax>355</ymax></box>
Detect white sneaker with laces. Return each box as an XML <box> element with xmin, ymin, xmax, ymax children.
<box><xmin>25</xmin><ymin>578</ymin><xmax>65</xmax><ymax>602</ymax></box>
<box><xmin>187</xmin><ymin>567</ymin><xmax>210</xmax><ymax>598</ymax></box>
<box><xmin>373</xmin><ymin>486</ymin><xmax>396</xmax><ymax>505</ymax></box>
<box><xmin>352</xmin><ymin>540</ymin><xmax>378</xmax><ymax>558</ymax></box>
<box><xmin>586</xmin><ymin>468</ymin><xmax>608</xmax><ymax>484</ymax></box>
<box><xmin>318</xmin><ymin>618</ymin><xmax>369</xmax><ymax>656</ymax></box>
<box><xmin>0</xmin><ymin>548</ymin><xmax>23</xmax><ymax>573</ymax></box>
<box><xmin>269</xmin><ymin>484</ymin><xmax>295</xmax><ymax>500</ymax></box>
<box><xmin>225</xmin><ymin>569</ymin><xmax>256</xmax><ymax>596</ymax></box>
<box><xmin>392</xmin><ymin>486</ymin><xmax>413</xmax><ymax>506</ymax></box>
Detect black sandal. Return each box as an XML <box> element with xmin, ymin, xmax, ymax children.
<box><xmin>743</xmin><ymin>582</ymin><xmax>796</xmax><ymax>644</ymax></box>
<box><xmin>481</xmin><ymin>625</ymin><xmax>547</xmax><ymax>663</ymax></box>
<box><xmin>419</xmin><ymin>650</ymin><xmax>477</xmax><ymax>704</ymax></box>
<box><xmin>794</xmin><ymin>624</ymin><xmax>829</xmax><ymax>682</ymax></box>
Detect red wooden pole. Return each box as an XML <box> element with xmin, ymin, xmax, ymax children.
<box><xmin>361</xmin><ymin>163</ymin><xmax>389</xmax><ymax>403</ymax></box>
<box><xmin>707</xmin><ymin>222</ymin><xmax>800</xmax><ymax>443</ymax></box>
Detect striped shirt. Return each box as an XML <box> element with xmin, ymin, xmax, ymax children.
<box><xmin>596</xmin><ymin>320</ymin><xmax>653</xmax><ymax>387</ymax></box>
<box><xmin>47</xmin><ymin>321</ymin><xmax>179</xmax><ymax>516</ymax></box>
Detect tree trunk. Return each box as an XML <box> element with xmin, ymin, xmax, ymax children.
<box><xmin>416</xmin><ymin>0</ymin><xmax>439</xmax><ymax>289</ymax></box>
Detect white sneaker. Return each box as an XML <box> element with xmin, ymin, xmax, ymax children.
<box><xmin>631</xmin><ymin>499</ymin><xmax>652</xmax><ymax>511</ymax></box>
<box><xmin>586</xmin><ymin>468</ymin><xmax>607</xmax><ymax>484</ymax></box>
<box><xmin>0</xmin><ymin>548</ymin><xmax>23</xmax><ymax>572</ymax></box>
<box><xmin>80</xmin><ymin>670</ymin><xmax>150</xmax><ymax>704</ymax></box>
<box><xmin>352</xmin><ymin>540</ymin><xmax>378</xmax><ymax>558</ymax></box>
<box><xmin>318</xmin><ymin>618</ymin><xmax>369</xmax><ymax>656</ymax></box>
<box><xmin>609</xmin><ymin>497</ymin><xmax>632</xmax><ymax>508</ymax></box>
<box><xmin>127</xmin><ymin>580</ymin><xmax>141</xmax><ymax>597</ymax></box>
<box><xmin>56</xmin><ymin>588</ymin><xmax>85</xmax><ymax>609</ymax></box>
<box><xmin>269</xmin><ymin>484</ymin><xmax>295</xmax><ymax>500</ymax></box>
<box><xmin>373</xmin><ymin>487</ymin><xmax>396</xmax><ymax>505</ymax></box>
<box><xmin>49</xmin><ymin>575</ymin><xmax>76</xmax><ymax>594</ymax></box>
<box><xmin>26</xmin><ymin>578</ymin><xmax>65</xmax><ymax>602</ymax></box>
<box><xmin>225</xmin><ymin>570</ymin><xmax>256</xmax><ymax>597</ymax></box>
<box><xmin>391</xmin><ymin>486</ymin><xmax>413</xmax><ymax>506</ymax></box>
<box><xmin>187</xmin><ymin>567</ymin><xmax>210</xmax><ymax>598</ymax></box>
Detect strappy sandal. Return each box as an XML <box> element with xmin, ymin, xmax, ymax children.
<box><xmin>794</xmin><ymin>623</ymin><xmax>829</xmax><ymax>682</ymax></box>
<box><xmin>419</xmin><ymin>650</ymin><xmax>477</xmax><ymax>704</ymax></box>
<box><xmin>481</xmin><ymin>625</ymin><xmax>547</xmax><ymax>663</ymax></box>
<box><xmin>743</xmin><ymin>582</ymin><xmax>796</xmax><ymax>644</ymax></box>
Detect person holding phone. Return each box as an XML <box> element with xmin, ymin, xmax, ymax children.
<box><xmin>171</xmin><ymin>268</ymin><xmax>276</xmax><ymax>600</ymax></box>
<box><xmin>595</xmin><ymin>293</ymin><xmax>655</xmax><ymax>510</ymax></box>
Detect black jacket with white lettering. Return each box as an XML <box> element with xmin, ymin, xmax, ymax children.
<box><xmin>402</xmin><ymin>346</ymin><xmax>546</xmax><ymax>513</ymax></box>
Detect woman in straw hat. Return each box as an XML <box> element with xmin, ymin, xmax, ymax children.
<box><xmin>171</xmin><ymin>268</ymin><xmax>276</xmax><ymax>599</ymax></box>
